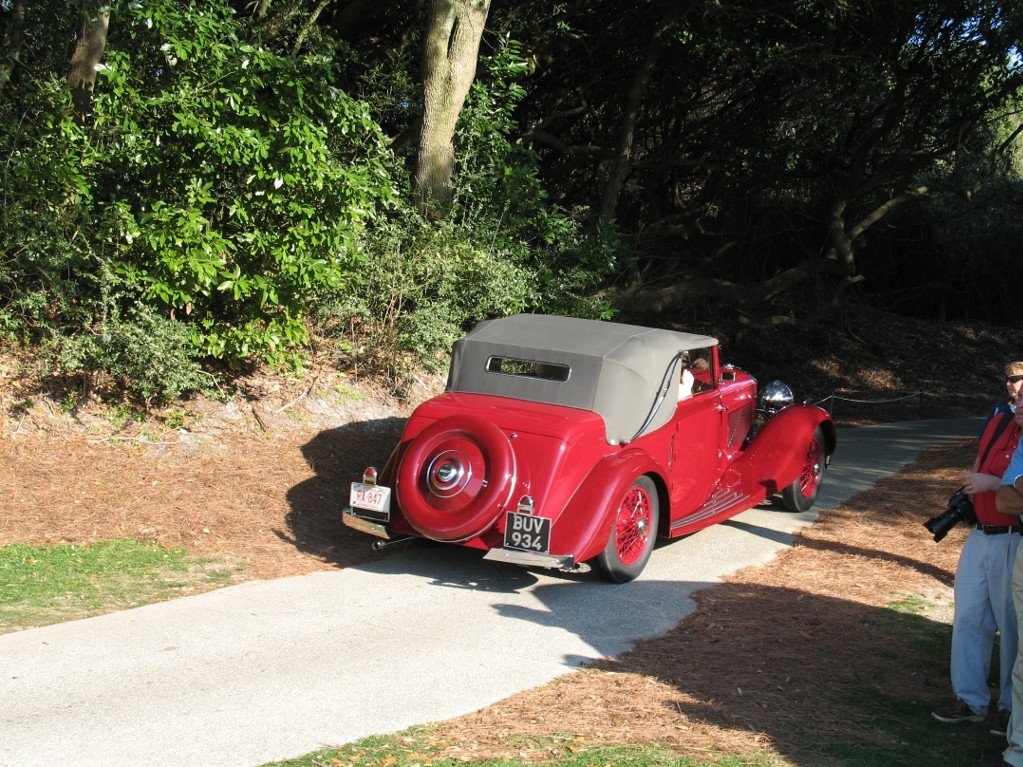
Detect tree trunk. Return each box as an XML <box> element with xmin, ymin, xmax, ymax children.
<box><xmin>68</xmin><ymin>2</ymin><xmax>110</xmax><ymax>125</ymax></box>
<box><xmin>415</xmin><ymin>0</ymin><xmax>491</xmax><ymax>214</ymax></box>
<box><xmin>0</xmin><ymin>0</ymin><xmax>26</xmax><ymax>95</ymax></box>
<box><xmin>597</xmin><ymin>14</ymin><xmax>678</xmax><ymax>222</ymax></box>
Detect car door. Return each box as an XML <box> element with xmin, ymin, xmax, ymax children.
<box><xmin>667</xmin><ymin>392</ymin><xmax>722</xmax><ymax>514</ymax></box>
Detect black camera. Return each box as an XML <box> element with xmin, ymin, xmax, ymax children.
<box><xmin>924</xmin><ymin>487</ymin><xmax>977</xmax><ymax>542</ymax></box>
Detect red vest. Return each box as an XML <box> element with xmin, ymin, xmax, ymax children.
<box><xmin>973</xmin><ymin>412</ymin><xmax>1022</xmax><ymax>525</ymax></box>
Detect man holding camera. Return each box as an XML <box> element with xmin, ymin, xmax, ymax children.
<box><xmin>932</xmin><ymin>364</ymin><xmax>1023</xmax><ymax>735</ymax></box>
<box><xmin>996</xmin><ymin>385</ymin><xmax>1023</xmax><ymax>766</ymax></box>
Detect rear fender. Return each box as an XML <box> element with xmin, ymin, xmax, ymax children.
<box><xmin>378</xmin><ymin>444</ymin><xmax>402</xmax><ymax>485</ymax></box>
<box><xmin>556</xmin><ymin>450</ymin><xmax>665</xmax><ymax>564</ymax></box>
<box><xmin>734</xmin><ymin>405</ymin><xmax>835</xmax><ymax>495</ymax></box>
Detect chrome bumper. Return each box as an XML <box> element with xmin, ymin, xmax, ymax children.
<box><xmin>341</xmin><ymin>508</ymin><xmax>391</xmax><ymax>540</ymax></box>
<box><xmin>483</xmin><ymin>547</ymin><xmax>576</xmax><ymax>571</ymax></box>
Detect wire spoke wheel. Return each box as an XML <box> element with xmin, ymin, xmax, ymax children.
<box><xmin>782</xmin><ymin>427</ymin><xmax>824</xmax><ymax>513</ymax></box>
<box><xmin>596</xmin><ymin>475</ymin><xmax>659</xmax><ymax>583</ymax></box>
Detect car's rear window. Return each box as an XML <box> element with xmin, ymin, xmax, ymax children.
<box><xmin>485</xmin><ymin>356</ymin><xmax>571</xmax><ymax>382</ymax></box>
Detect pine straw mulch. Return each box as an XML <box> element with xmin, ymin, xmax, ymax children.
<box><xmin>0</xmin><ymin>368</ymin><xmax>419</xmax><ymax>581</ymax></box>
<box><xmin>420</xmin><ymin>438</ymin><xmax>982</xmax><ymax>766</ymax></box>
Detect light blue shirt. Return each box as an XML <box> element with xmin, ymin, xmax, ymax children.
<box><xmin>1002</xmin><ymin>440</ymin><xmax>1023</xmax><ymax>487</ymax></box>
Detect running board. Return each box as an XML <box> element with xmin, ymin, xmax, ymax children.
<box><xmin>670</xmin><ymin>487</ymin><xmax>754</xmax><ymax>533</ymax></box>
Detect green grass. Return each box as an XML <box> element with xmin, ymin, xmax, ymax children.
<box><xmin>885</xmin><ymin>594</ymin><xmax>932</xmax><ymax>615</ymax></box>
<box><xmin>0</xmin><ymin>539</ymin><xmax>236</xmax><ymax>633</ymax></box>
<box><xmin>258</xmin><ymin>735</ymin><xmax>779</xmax><ymax>767</ymax></box>
<box><xmin>815</xmin><ymin>690</ymin><xmax>1003</xmax><ymax>767</ymax></box>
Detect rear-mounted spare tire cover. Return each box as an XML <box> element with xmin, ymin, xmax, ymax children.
<box><xmin>396</xmin><ymin>414</ymin><xmax>516</xmax><ymax>542</ymax></box>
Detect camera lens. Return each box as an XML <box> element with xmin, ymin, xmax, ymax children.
<box><xmin>924</xmin><ymin>505</ymin><xmax>967</xmax><ymax>543</ymax></box>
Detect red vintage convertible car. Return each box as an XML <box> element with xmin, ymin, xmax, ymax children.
<box><xmin>343</xmin><ymin>314</ymin><xmax>836</xmax><ymax>582</ymax></box>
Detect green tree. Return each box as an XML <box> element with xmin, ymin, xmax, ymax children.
<box><xmin>1</xmin><ymin>0</ymin><xmax>398</xmax><ymax>379</ymax></box>
<box><xmin>486</xmin><ymin>0</ymin><xmax>1023</xmax><ymax>320</ymax></box>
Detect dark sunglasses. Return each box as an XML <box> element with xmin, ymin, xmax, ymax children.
<box><xmin>1007</xmin><ymin>376</ymin><xmax>1023</xmax><ymax>384</ymax></box>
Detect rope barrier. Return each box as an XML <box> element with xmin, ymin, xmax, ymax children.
<box><xmin>815</xmin><ymin>391</ymin><xmax>925</xmax><ymax>417</ymax></box>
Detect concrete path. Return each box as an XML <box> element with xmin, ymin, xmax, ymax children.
<box><xmin>0</xmin><ymin>417</ymin><xmax>981</xmax><ymax>767</ymax></box>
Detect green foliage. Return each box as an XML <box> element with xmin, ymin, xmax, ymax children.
<box><xmin>7</xmin><ymin>0</ymin><xmax>1017</xmax><ymax>394</ymax></box>
<box><xmin>313</xmin><ymin>37</ymin><xmax>619</xmax><ymax>378</ymax></box>
<box><xmin>2</xmin><ymin>2</ymin><xmax>621</xmax><ymax>396</ymax></box>
<box><xmin>0</xmin><ymin>0</ymin><xmax>399</xmax><ymax>398</ymax></box>
<box><xmin>92</xmin><ymin>0</ymin><xmax>398</xmax><ymax>364</ymax></box>
<box><xmin>55</xmin><ymin>303</ymin><xmax>210</xmax><ymax>405</ymax></box>
<box><xmin>0</xmin><ymin>77</ymin><xmax>97</xmax><ymax>338</ymax></box>
<box><xmin>316</xmin><ymin>213</ymin><xmax>531</xmax><ymax>375</ymax></box>
<box><xmin>451</xmin><ymin>37</ymin><xmax>620</xmax><ymax>320</ymax></box>
<box><xmin>476</xmin><ymin>0</ymin><xmax>1023</xmax><ymax>321</ymax></box>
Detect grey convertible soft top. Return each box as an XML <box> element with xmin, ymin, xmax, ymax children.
<box><xmin>447</xmin><ymin>314</ymin><xmax>718</xmax><ymax>444</ymax></box>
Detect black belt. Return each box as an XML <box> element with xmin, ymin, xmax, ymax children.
<box><xmin>976</xmin><ymin>524</ymin><xmax>1021</xmax><ymax>535</ymax></box>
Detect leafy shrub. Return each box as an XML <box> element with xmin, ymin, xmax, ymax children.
<box><xmin>316</xmin><ymin>214</ymin><xmax>531</xmax><ymax>376</ymax></box>
<box><xmin>55</xmin><ymin>304</ymin><xmax>210</xmax><ymax>405</ymax></box>
<box><xmin>91</xmin><ymin>0</ymin><xmax>398</xmax><ymax>365</ymax></box>
<box><xmin>1</xmin><ymin>0</ymin><xmax>399</xmax><ymax>380</ymax></box>
<box><xmin>1</xmin><ymin>5</ymin><xmax>622</xmax><ymax>399</ymax></box>
<box><xmin>0</xmin><ymin>78</ymin><xmax>96</xmax><ymax>340</ymax></box>
<box><xmin>313</xmin><ymin>37</ymin><xmax>622</xmax><ymax>380</ymax></box>
<box><xmin>450</xmin><ymin>37</ymin><xmax>620</xmax><ymax>319</ymax></box>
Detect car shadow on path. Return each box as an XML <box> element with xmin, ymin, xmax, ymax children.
<box><xmin>282</xmin><ymin>418</ymin><xmax>406</xmax><ymax>567</ymax></box>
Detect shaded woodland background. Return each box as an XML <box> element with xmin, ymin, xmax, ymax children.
<box><xmin>1</xmin><ymin>0</ymin><xmax>1021</xmax><ymax>404</ymax></box>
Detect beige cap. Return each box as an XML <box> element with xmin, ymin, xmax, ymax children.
<box><xmin>1006</xmin><ymin>362</ymin><xmax>1023</xmax><ymax>378</ymax></box>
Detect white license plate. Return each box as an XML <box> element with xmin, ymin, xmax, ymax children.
<box><xmin>503</xmin><ymin>512</ymin><xmax>551</xmax><ymax>554</ymax></box>
<box><xmin>349</xmin><ymin>482</ymin><xmax>391</xmax><ymax>515</ymax></box>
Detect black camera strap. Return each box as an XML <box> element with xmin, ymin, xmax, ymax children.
<box><xmin>978</xmin><ymin>411</ymin><xmax>1016</xmax><ymax>470</ymax></box>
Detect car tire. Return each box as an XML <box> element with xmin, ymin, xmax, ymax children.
<box><xmin>595</xmin><ymin>475</ymin><xmax>659</xmax><ymax>583</ymax></box>
<box><xmin>396</xmin><ymin>414</ymin><xmax>516</xmax><ymax>542</ymax></box>
<box><xmin>782</xmin><ymin>426</ymin><xmax>824</xmax><ymax>513</ymax></box>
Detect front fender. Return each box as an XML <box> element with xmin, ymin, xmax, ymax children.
<box><xmin>554</xmin><ymin>449</ymin><xmax>664</xmax><ymax>564</ymax></box>
<box><xmin>735</xmin><ymin>405</ymin><xmax>835</xmax><ymax>495</ymax></box>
